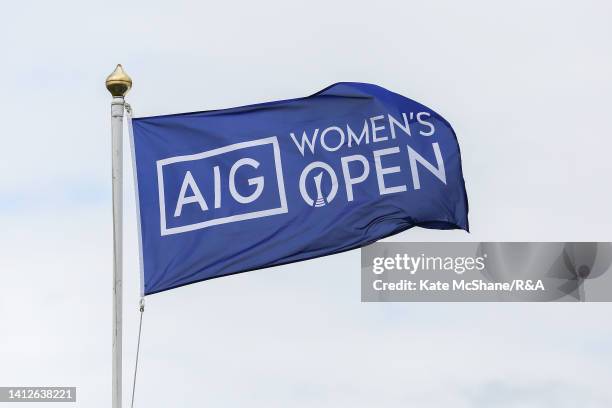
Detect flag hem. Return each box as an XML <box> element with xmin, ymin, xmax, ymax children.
<box><xmin>127</xmin><ymin>107</ymin><xmax>146</xmax><ymax>297</ymax></box>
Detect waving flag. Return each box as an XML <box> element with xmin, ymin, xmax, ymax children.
<box><xmin>130</xmin><ymin>83</ymin><xmax>469</xmax><ymax>295</ymax></box>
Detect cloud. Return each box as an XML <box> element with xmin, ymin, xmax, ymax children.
<box><xmin>466</xmin><ymin>381</ymin><xmax>611</xmax><ymax>408</ymax></box>
<box><xmin>1</xmin><ymin>0</ymin><xmax>612</xmax><ymax>406</ymax></box>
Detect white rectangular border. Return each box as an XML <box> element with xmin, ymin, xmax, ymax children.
<box><xmin>157</xmin><ymin>136</ymin><xmax>288</xmax><ymax>236</ymax></box>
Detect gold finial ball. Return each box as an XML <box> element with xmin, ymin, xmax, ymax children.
<box><xmin>105</xmin><ymin>64</ymin><xmax>132</xmax><ymax>97</ymax></box>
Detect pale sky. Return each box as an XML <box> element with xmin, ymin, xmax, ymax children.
<box><xmin>1</xmin><ymin>0</ymin><xmax>612</xmax><ymax>407</ymax></box>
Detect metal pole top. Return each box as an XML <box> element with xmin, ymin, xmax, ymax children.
<box><xmin>106</xmin><ymin>64</ymin><xmax>132</xmax><ymax>97</ymax></box>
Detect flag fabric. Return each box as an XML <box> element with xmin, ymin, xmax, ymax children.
<box><xmin>130</xmin><ymin>82</ymin><xmax>469</xmax><ymax>295</ymax></box>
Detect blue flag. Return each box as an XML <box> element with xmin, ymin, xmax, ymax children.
<box><xmin>130</xmin><ymin>83</ymin><xmax>469</xmax><ymax>295</ymax></box>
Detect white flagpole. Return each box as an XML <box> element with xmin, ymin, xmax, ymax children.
<box><xmin>106</xmin><ymin>64</ymin><xmax>132</xmax><ymax>408</ymax></box>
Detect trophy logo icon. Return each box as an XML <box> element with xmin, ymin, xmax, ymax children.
<box><xmin>299</xmin><ymin>162</ymin><xmax>339</xmax><ymax>208</ymax></box>
<box><xmin>313</xmin><ymin>172</ymin><xmax>326</xmax><ymax>207</ymax></box>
